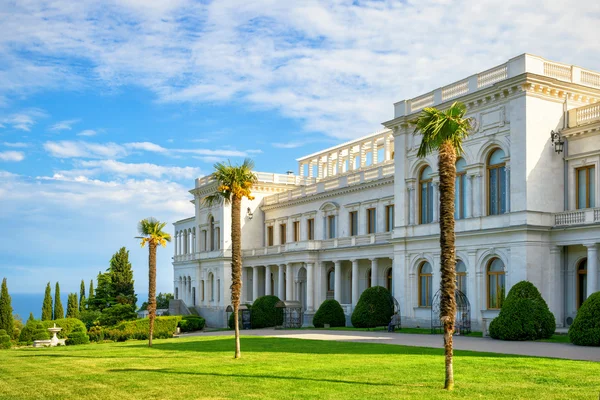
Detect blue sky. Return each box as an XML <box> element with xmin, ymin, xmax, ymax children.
<box><xmin>0</xmin><ymin>0</ymin><xmax>598</xmax><ymax>298</ymax></box>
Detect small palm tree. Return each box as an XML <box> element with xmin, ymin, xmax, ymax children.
<box><xmin>136</xmin><ymin>218</ymin><xmax>171</xmax><ymax>347</ymax></box>
<box><xmin>204</xmin><ymin>158</ymin><xmax>257</xmax><ymax>359</ymax></box>
<box><xmin>412</xmin><ymin>101</ymin><xmax>472</xmax><ymax>390</ymax></box>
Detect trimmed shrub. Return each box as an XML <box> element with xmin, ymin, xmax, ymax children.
<box><xmin>41</xmin><ymin>318</ymin><xmax>87</xmax><ymax>339</ymax></box>
<box><xmin>178</xmin><ymin>316</ymin><xmax>206</xmax><ymax>332</ymax></box>
<box><xmin>0</xmin><ymin>329</ymin><xmax>11</xmax><ymax>349</ymax></box>
<box><xmin>250</xmin><ymin>296</ymin><xmax>282</xmax><ymax>329</ymax></box>
<box><xmin>489</xmin><ymin>281</ymin><xmax>555</xmax><ymax>341</ymax></box>
<box><xmin>351</xmin><ymin>286</ymin><xmax>394</xmax><ymax>328</ymax></box>
<box><xmin>78</xmin><ymin>310</ymin><xmax>102</xmax><ymax>330</ymax></box>
<box><xmin>103</xmin><ymin>316</ymin><xmax>181</xmax><ymax>342</ymax></box>
<box><xmin>32</xmin><ymin>323</ymin><xmax>49</xmax><ymax>341</ymax></box>
<box><xmin>313</xmin><ymin>300</ymin><xmax>346</xmax><ymax>328</ymax></box>
<box><xmin>98</xmin><ymin>304</ymin><xmax>137</xmax><ymax>327</ymax></box>
<box><xmin>569</xmin><ymin>291</ymin><xmax>600</xmax><ymax>346</ymax></box>
<box><xmin>19</xmin><ymin>320</ymin><xmax>38</xmax><ymax>343</ymax></box>
<box><xmin>66</xmin><ymin>324</ymin><xmax>90</xmax><ymax>346</ymax></box>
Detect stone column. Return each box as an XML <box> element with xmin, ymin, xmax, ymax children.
<box><xmin>334</xmin><ymin>260</ymin><xmax>342</xmax><ymax>303</ymax></box>
<box><xmin>317</xmin><ymin>160</ymin><xmax>323</xmax><ymax>179</ymax></box>
<box><xmin>265</xmin><ymin>265</ymin><xmax>272</xmax><ymax>296</ymax></box>
<box><xmin>327</xmin><ymin>153</ymin><xmax>334</xmax><ymax>177</ymax></box>
<box><xmin>473</xmin><ymin>174</ymin><xmax>482</xmax><ymax>217</ymax></box>
<box><xmin>253</xmin><ymin>266</ymin><xmax>259</xmax><ymax>301</ymax></box>
<box><xmin>383</xmin><ymin>135</ymin><xmax>390</xmax><ymax>161</ymax></box>
<box><xmin>372</xmin><ymin>139</ymin><xmax>378</xmax><ymax>165</ymax></box>
<box><xmin>549</xmin><ymin>246</ymin><xmax>564</xmax><ymax>324</ymax></box>
<box><xmin>278</xmin><ymin>264</ymin><xmax>285</xmax><ymax>300</ymax></box>
<box><xmin>504</xmin><ymin>164</ymin><xmax>511</xmax><ymax>213</ymax></box>
<box><xmin>432</xmin><ymin>181</ymin><xmax>439</xmax><ymax>222</ymax></box>
<box><xmin>370</xmin><ymin>258</ymin><xmax>379</xmax><ymax>287</ymax></box>
<box><xmin>349</xmin><ymin>146</ymin><xmax>355</xmax><ymax>170</ymax></box>
<box><xmin>408</xmin><ymin>186</ymin><xmax>415</xmax><ymax>225</ymax></box>
<box><xmin>586</xmin><ymin>243</ymin><xmax>598</xmax><ymax>298</ymax></box>
<box><xmin>299</xmin><ymin>163</ymin><xmax>305</xmax><ymax>177</ymax></box>
<box><xmin>286</xmin><ymin>264</ymin><xmax>294</xmax><ymax>301</ymax></box>
<box><xmin>466</xmin><ymin>175</ymin><xmax>474</xmax><ymax>218</ymax></box>
<box><xmin>351</xmin><ymin>259</ymin><xmax>359</xmax><ymax>307</ymax></box>
<box><xmin>174</xmin><ymin>232</ymin><xmax>178</xmax><ymax>257</ymax></box>
<box><xmin>308</xmin><ymin>161</ymin><xmax>314</xmax><ymax>178</ymax></box>
<box><xmin>337</xmin><ymin>150</ymin><xmax>344</xmax><ymax>174</ymax></box>
<box><xmin>360</xmin><ymin>144</ymin><xmax>366</xmax><ymax>168</ymax></box>
<box><xmin>306</xmin><ymin>262</ymin><xmax>315</xmax><ymax>312</ymax></box>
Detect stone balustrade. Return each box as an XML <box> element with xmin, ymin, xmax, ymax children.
<box><xmin>554</xmin><ymin>208</ymin><xmax>600</xmax><ymax>226</ymax></box>
<box><xmin>568</xmin><ymin>102</ymin><xmax>600</xmax><ymax>128</ymax></box>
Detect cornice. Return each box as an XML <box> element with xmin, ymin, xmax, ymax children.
<box><xmin>261</xmin><ymin>176</ymin><xmax>394</xmax><ymax>211</ymax></box>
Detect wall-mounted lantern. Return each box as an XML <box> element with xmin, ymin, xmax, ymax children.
<box><xmin>550</xmin><ymin>130</ymin><xmax>564</xmax><ymax>154</ymax></box>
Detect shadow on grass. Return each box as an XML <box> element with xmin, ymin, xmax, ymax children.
<box><xmin>107</xmin><ymin>368</ymin><xmax>399</xmax><ymax>387</ymax></box>
<box><xmin>130</xmin><ymin>336</ymin><xmax>520</xmax><ymax>358</ymax></box>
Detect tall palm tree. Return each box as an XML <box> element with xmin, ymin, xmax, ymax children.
<box><xmin>203</xmin><ymin>158</ymin><xmax>257</xmax><ymax>359</ymax></box>
<box><xmin>412</xmin><ymin>101</ymin><xmax>472</xmax><ymax>390</ymax></box>
<box><xmin>136</xmin><ymin>218</ymin><xmax>171</xmax><ymax>347</ymax></box>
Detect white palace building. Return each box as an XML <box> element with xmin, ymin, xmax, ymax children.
<box><xmin>172</xmin><ymin>54</ymin><xmax>600</xmax><ymax>331</ymax></box>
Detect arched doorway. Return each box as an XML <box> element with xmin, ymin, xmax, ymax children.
<box><xmin>577</xmin><ymin>258</ymin><xmax>587</xmax><ymax>309</ymax></box>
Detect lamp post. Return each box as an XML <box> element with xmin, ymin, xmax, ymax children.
<box><xmin>550</xmin><ymin>130</ymin><xmax>564</xmax><ymax>154</ymax></box>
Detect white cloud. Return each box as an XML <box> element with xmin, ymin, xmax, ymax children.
<box><xmin>77</xmin><ymin>129</ymin><xmax>97</xmax><ymax>137</ymax></box>
<box><xmin>272</xmin><ymin>142</ymin><xmax>305</xmax><ymax>149</ymax></box>
<box><xmin>125</xmin><ymin>142</ymin><xmax>168</xmax><ymax>153</ymax></box>
<box><xmin>1</xmin><ymin>109</ymin><xmax>47</xmax><ymax>132</ymax></box>
<box><xmin>49</xmin><ymin>119</ymin><xmax>80</xmax><ymax>132</ymax></box>
<box><xmin>43</xmin><ymin>141</ymin><xmax>128</xmax><ymax>159</ymax></box>
<box><xmin>1</xmin><ymin>1</ymin><xmax>598</xmax><ymax>139</ymax></box>
<box><xmin>2</xmin><ymin>142</ymin><xmax>29</xmax><ymax>148</ymax></box>
<box><xmin>78</xmin><ymin>159</ymin><xmax>201</xmax><ymax>179</ymax></box>
<box><xmin>0</xmin><ymin>151</ymin><xmax>24</xmax><ymax>162</ymax></box>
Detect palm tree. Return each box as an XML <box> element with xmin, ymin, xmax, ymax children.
<box><xmin>412</xmin><ymin>101</ymin><xmax>472</xmax><ymax>390</ymax></box>
<box><xmin>203</xmin><ymin>158</ymin><xmax>257</xmax><ymax>359</ymax></box>
<box><xmin>136</xmin><ymin>218</ymin><xmax>171</xmax><ymax>347</ymax></box>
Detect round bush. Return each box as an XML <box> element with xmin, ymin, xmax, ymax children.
<box><xmin>66</xmin><ymin>324</ymin><xmax>90</xmax><ymax>346</ymax></box>
<box><xmin>178</xmin><ymin>316</ymin><xmax>206</xmax><ymax>332</ymax></box>
<box><xmin>489</xmin><ymin>281</ymin><xmax>555</xmax><ymax>341</ymax></box>
<box><xmin>313</xmin><ymin>300</ymin><xmax>346</xmax><ymax>328</ymax></box>
<box><xmin>250</xmin><ymin>296</ymin><xmax>282</xmax><ymax>329</ymax></box>
<box><xmin>569</xmin><ymin>291</ymin><xmax>600</xmax><ymax>346</ymax></box>
<box><xmin>351</xmin><ymin>286</ymin><xmax>394</xmax><ymax>328</ymax></box>
<box><xmin>0</xmin><ymin>330</ymin><xmax>11</xmax><ymax>349</ymax></box>
<box><xmin>19</xmin><ymin>320</ymin><xmax>38</xmax><ymax>343</ymax></box>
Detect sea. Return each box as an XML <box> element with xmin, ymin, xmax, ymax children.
<box><xmin>10</xmin><ymin>293</ymin><xmax>149</xmax><ymax>321</ymax></box>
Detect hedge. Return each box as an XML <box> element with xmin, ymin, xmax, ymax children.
<box><xmin>313</xmin><ymin>300</ymin><xmax>346</xmax><ymax>328</ymax></box>
<box><xmin>0</xmin><ymin>329</ymin><xmax>11</xmax><ymax>349</ymax></box>
<box><xmin>489</xmin><ymin>281</ymin><xmax>555</xmax><ymax>341</ymax></box>
<box><xmin>102</xmin><ymin>316</ymin><xmax>182</xmax><ymax>342</ymax></box>
<box><xmin>66</xmin><ymin>324</ymin><xmax>90</xmax><ymax>346</ymax></box>
<box><xmin>351</xmin><ymin>286</ymin><xmax>394</xmax><ymax>328</ymax></box>
<box><xmin>250</xmin><ymin>296</ymin><xmax>282</xmax><ymax>329</ymax></box>
<box><xmin>178</xmin><ymin>316</ymin><xmax>206</xmax><ymax>332</ymax></box>
<box><xmin>32</xmin><ymin>323</ymin><xmax>49</xmax><ymax>341</ymax></box>
<box><xmin>569</xmin><ymin>291</ymin><xmax>600</xmax><ymax>346</ymax></box>
<box><xmin>41</xmin><ymin>318</ymin><xmax>87</xmax><ymax>339</ymax></box>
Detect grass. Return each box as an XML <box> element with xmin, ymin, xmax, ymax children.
<box><xmin>1</xmin><ymin>336</ymin><xmax>598</xmax><ymax>400</ymax></box>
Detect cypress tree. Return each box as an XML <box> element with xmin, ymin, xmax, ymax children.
<box><xmin>108</xmin><ymin>247</ymin><xmax>137</xmax><ymax>306</ymax></box>
<box><xmin>89</xmin><ymin>272</ymin><xmax>113</xmax><ymax>311</ymax></box>
<box><xmin>0</xmin><ymin>278</ymin><xmax>14</xmax><ymax>336</ymax></box>
<box><xmin>28</xmin><ymin>313</ymin><xmax>34</xmax><ymax>322</ymax></box>
<box><xmin>54</xmin><ymin>282</ymin><xmax>64</xmax><ymax>320</ymax></box>
<box><xmin>89</xmin><ymin>279</ymin><xmax>94</xmax><ymax>301</ymax></box>
<box><xmin>79</xmin><ymin>280</ymin><xmax>86</xmax><ymax>311</ymax></box>
<box><xmin>42</xmin><ymin>283</ymin><xmax>53</xmax><ymax>321</ymax></box>
<box><xmin>66</xmin><ymin>293</ymin><xmax>79</xmax><ymax>319</ymax></box>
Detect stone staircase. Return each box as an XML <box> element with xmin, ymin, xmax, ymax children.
<box><xmin>168</xmin><ymin>299</ymin><xmax>193</xmax><ymax>316</ymax></box>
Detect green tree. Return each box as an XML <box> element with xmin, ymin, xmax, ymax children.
<box><xmin>89</xmin><ymin>279</ymin><xmax>94</xmax><ymax>300</ymax></box>
<box><xmin>413</xmin><ymin>101</ymin><xmax>472</xmax><ymax>390</ymax></box>
<box><xmin>204</xmin><ymin>158</ymin><xmax>257</xmax><ymax>359</ymax></box>
<box><xmin>54</xmin><ymin>282</ymin><xmax>64</xmax><ymax>320</ymax></box>
<box><xmin>89</xmin><ymin>272</ymin><xmax>113</xmax><ymax>311</ymax></box>
<box><xmin>139</xmin><ymin>292</ymin><xmax>174</xmax><ymax>312</ymax></box>
<box><xmin>108</xmin><ymin>247</ymin><xmax>137</xmax><ymax>306</ymax></box>
<box><xmin>28</xmin><ymin>313</ymin><xmax>34</xmax><ymax>322</ymax></box>
<box><xmin>0</xmin><ymin>278</ymin><xmax>14</xmax><ymax>338</ymax></box>
<box><xmin>136</xmin><ymin>218</ymin><xmax>171</xmax><ymax>347</ymax></box>
<box><xmin>66</xmin><ymin>293</ymin><xmax>79</xmax><ymax>319</ymax></box>
<box><xmin>41</xmin><ymin>283</ymin><xmax>53</xmax><ymax>321</ymax></box>
<box><xmin>79</xmin><ymin>280</ymin><xmax>86</xmax><ymax>311</ymax></box>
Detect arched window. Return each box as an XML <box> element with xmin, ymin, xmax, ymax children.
<box><xmin>386</xmin><ymin>268</ymin><xmax>393</xmax><ymax>292</ymax></box>
<box><xmin>577</xmin><ymin>259</ymin><xmax>587</xmax><ymax>309</ymax></box>
<box><xmin>327</xmin><ymin>269</ymin><xmax>335</xmax><ymax>292</ymax></box>
<box><xmin>488</xmin><ymin>149</ymin><xmax>507</xmax><ymax>215</ymax></box>
<box><xmin>487</xmin><ymin>258</ymin><xmax>505</xmax><ymax>309</ymax></box>
<box><xmin>367</xmin><ymin>268</ymin><xmax>372</xmax><ymax>288</ymax></box>
<box><xmin>419</xmin><ymin>262</ymin><xmax>433</xmax><ymax>307</ymax></box>
<box><xmin>456</xmin><ymin>260</ymin><xmax>467</xmax><ymax>295</ymax></box>
<box><xmin>455</xmin><ymin>158</ymin><xmax>467</xmax><ymax>219</ymax></box>
<box><xmin>209</xmin><ymin>217</ymin><xmax>215</xmax><ymax>251</ymax></box>
<box><xmin>419</xmin><ymin>166</ymin><xmax>434</xmax><ymax>224</ymax></box>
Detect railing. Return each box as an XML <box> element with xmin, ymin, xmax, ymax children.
<box><xmin>568</xmin><ymin>102</ymin><xmax>600</xmax><ymax>128</ymax></box>
<box><xmin>173</xmin><ymin>249</ymin><xmax>230</xmax><ymax>262</ymax></box>
<box><xmin>263</xmin><ymin>161</ymin><xmax>394</xmax><ymax>206</ymax></box>
<box><xmin>554</xmin><ymin>208</ymin><xmax>600</xmax><ymax>226</ymax></box>
<box><xmin>195</xmin><ymin>172</ymin><xmax>316</xmax><ymax>188</ymax></box>
<box><xmin>394</xmin><ymin>54</ymin><xmax>600</xmax><ymax>118</ymax></box>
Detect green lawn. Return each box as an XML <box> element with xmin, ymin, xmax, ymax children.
<box><xmin>1</xmin><ymin>336</ymin><xmax>598</xmax><ymax>400</ymax></box>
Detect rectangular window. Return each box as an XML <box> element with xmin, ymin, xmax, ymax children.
<box><xmin>280</xmin><ymin>224</ymin><xmax>287</xmax><ymax>244</ymax></box>
<box><xmin>577</xmin><ymin>166</ymin><xmax>596</xmax><ymax>209</ymax></box>
<box><xmin>293</xmin><ymin>221</ymin><xmax>300</xmax><ymax>242</ymax></box>
<box><xmin>349</xmin><ymin>211</ymin><xmax>358</xmax><ymax>236</ymax></box>
<box><xmin>327</xmin><ymin>215</ymin><xmax>336</xmax><ymax>239</ymax></box>
<box><xmin>267</xmin><ymin>226</ymin><xmax>274</xmax><ymax>246</ymax></box>
<box><xmin>385</xmin><ymin>205</ymin><xmax>394</xmax><ymax>232</ymax></box>
<box><xmin>367</xmin><ymin>208</ymin><xmax>376</xmax><ymax>234</ymax></box>
<box><xmin>307</xmin><ymin>218</ymin><xmax>315</xmax><ymax>240</ymax></box>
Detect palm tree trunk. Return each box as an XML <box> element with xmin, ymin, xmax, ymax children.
<box><xmin>148</xmin><ymin>241</ymin><xmax>157</xmax><ymax>348</ymax></box>
<box><xmin>231</xmin><ymin>194</ymin><xmax>242</xmax><ymax>358</ymax></box>
<box><xmin>439</xmin><ymin>140</ymin><xmax>457</xmax><ymax>390</ymax></box>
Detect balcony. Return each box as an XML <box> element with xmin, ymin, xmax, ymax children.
<box><xmin>554</xmin><ymin>208</ymin><xmax>600</xmax><ymax>227</ymax></box>
<box><xmin>173</xmin><ymin>249</ymin><xmax>231</xmax><ymax>263</ymax></box>
<box><xmin>195</xmin><ymin>172</ymin><xmax>315</xmax><ymax>189</ymax></box>
<box><xmin>568</xmin><ymin>102</ymin><xmax>600</xmax><ymax>129</ymax></box>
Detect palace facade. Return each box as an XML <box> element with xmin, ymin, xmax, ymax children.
<box><xmin>173</xmin><ymin>54</ymin><xmax>600</xmax><ymax>331</ymax></box>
